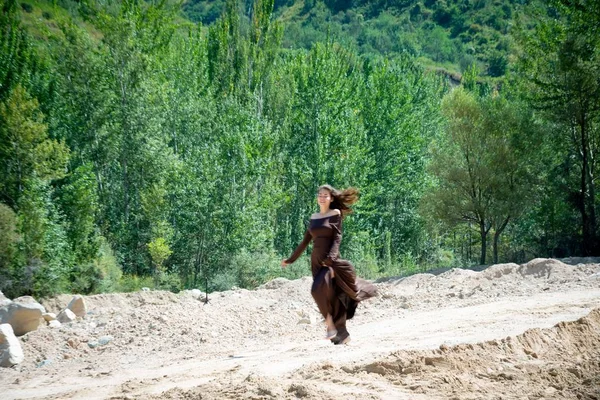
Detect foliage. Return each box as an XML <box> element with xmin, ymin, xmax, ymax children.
<box><xmin>0</xmin><ymin>0</ymin><xmax>598</xmax><ymax>300</ymax></box>
<box><xmin>0</xmin><ymin>202</ymin><xmax>20</xmax><ymax>291</ymax></box>
<box><xmin>514</xmin><ymin>0</ymin><xmax>600</xmax><ymax>255</ymax></box>
<box><xmin>423</xmin><ymin>86</ymin><xmax>539</xmax><ymax>264</ymax></box>
<box><xmin>186</xmin><ymin>0</ymin><xmax>529</xmax><ymax>78</ymax></box>
<box><xmin>0</xmin><ymin>84</ymin><xmax>69</xmax><ymax>209</ymax></box>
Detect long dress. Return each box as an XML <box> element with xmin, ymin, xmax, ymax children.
<box><xmin>285</xmin><ymin>213</ymin><xmax>377</xmax><ymax>341</ymax></box>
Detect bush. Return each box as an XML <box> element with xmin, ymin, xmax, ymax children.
<box><xmin>153</xmin><ymin>271</ymin><xmax>182</xmax><ymax>292</ymax></box>
<box><xmin>0</xmin><ymin>203</ymin><xmax>19</xmax><ymax>279</ymax></box>
<box><xmin>118</xmin><ymin>274</ymin><xmax>154</xmax><ymax>293</ymax></box>
<box><xmin>95</xmin><ymin>238</ymin><xmax>123</xmax><ymax>292</ymax></box>
<box><xmin>353</xmin><ymin>256</ymin><xmax>379</xmax><ymax>280</ymax></box>
<box><xmin>209</xmin><ymin>270</ymin><xmax>239</xmax><ymax>292</ymax></box>
<box><xmin>70</xmin><ymin>262</ymin><xmax>103</xmax><ymax>294</ymax></box>
<box><xmin>487</xmin><ymin>50</ymin><xmax>507</xmax><ymax>77</ymax></box>
<box><xmin>234</xmin><ymin>249</ymin><xmax>285</xmax><ymax>289</ymax></box>
<box><xmin>20</xmin><ymin>2</ymin><xmax>33</xmax><ymax>13</ymax></box>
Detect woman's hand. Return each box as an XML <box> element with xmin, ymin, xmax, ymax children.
<box><xmin>281</xmin><ymin>260</ymin><xmax>289</xmax><ymax>268</ymax></box>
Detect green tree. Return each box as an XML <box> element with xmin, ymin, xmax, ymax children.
<box><xmin>0</xmin><ymin>202</ymin><xmax>19</xmax><ymax>291</ymax></box>
<box><xmin>0</xmin><ymin>85</ymin><xmax>69</xmax><ymax>209</ymax></box>
<box><xmin>94</xmin><ymin>0</ymin><xmax>178</xmax><ymax>274</ymax></box>
<box><xmin>424</xmin><ymin>87</ymin><xmax>536</xmax><ymax>264</ymax></box>
<box><xmin>0</xmin><ymin>0</ymin><xmax>31</xmax><ymax>102</ymax></box>
<box><xmin>515</xmin><ymin>0</ymin><xmax>600</xmax><ymax>254</ymax></box>
<box><xmin>361</xmin><ymin>58</ymin><xmax>444</xmax><ymax>265</ymax></box>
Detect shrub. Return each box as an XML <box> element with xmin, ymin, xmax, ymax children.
<box><xmin>95</xmin><ymin>238</ymin><xmax>123</xmax><ymax>293</ymax></box>
<box><xmin>0</xmin><ymin>203</ymin><xmax>19</xmax><ymax>278</ymax></box>
<box><xmin>70</xmin><ymin>261</ymin><xmax>103</xmax><ymax>294</ymax></box>
<box><xmin>20</xmin><ymin>2</ymin><xmax>33</xmax><ymax>13</ymax></box>
<box><xmin>234</xmin><ymin>249</ymin><xmax>285</xmax><ymax>289</ymax></box>
<box><xmin>118</xmin><ymin>274</ymin><xmax>154</xmax><ymax>293</ymax></box>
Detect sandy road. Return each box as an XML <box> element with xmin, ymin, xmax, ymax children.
<box><xmin>6</xmin><ymin>287</ymin><xmax>600</xmax><ymax>400</ymax></box>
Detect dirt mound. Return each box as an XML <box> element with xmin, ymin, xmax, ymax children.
<box><xmin>293</xmin><ymin>308</ymin><xmax>600</xmax><ymax>399</ymax></box>
<box><xmin>479</xmin><ymin>262</ymin><xmax>520</xmax><ymax>279</ymax></box>
<box><xmin>149</xmin><ymin>374</ymin><xmax>337</xmax><ymax>400</ymax></box>
<box><xmin>142</xmin><ymin>308</ymin><xmax>600</xmax><ymax>400</ymax></box>
<box><xmin>258</xmin><ymin>277</ymin><xmax>291</xmax><ymax>290</ymax></box>
<box><xmin>379</xmin><ymin>258</ymin><xmax>600</xmax><ymax>312</ymax></box>
<box><xmin>2</xmin><ymin>258</ymin><xmax>600</xmax><ymax>400</ymax></box>
<box><xmin>519</xmin><ymin>258</ymin><xmax>574</xmax><ymax>279</ymax></box>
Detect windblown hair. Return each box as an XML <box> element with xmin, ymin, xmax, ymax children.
<box><xmin>318</xmin><ymin>184</ymin><xmax>359</xmax><ymax>216</ymax></box>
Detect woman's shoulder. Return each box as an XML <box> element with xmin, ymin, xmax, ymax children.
<box><xmin>310</xmin><ymin>209</ymin><xmax>341</xmax><ymax>220</ymax></box>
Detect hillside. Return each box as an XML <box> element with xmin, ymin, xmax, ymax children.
<box><xmin>183</xmin><ymin>0</ymin><xmax>531</xmax><ymax>78</ymax></box>
<box><xmin>13</xmin><ymin>0</ymin><xmax>529</xmax><ymax>79</ymax></box>
<box><xmin>2</xmin><ymin>257</ymin><xmax>600</xmax><ymax>399</ymax></box>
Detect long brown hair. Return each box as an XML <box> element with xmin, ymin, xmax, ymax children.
<box><xmin>318</xmin><ymin>184</ymin><xmax>359</xmax><ymax>216</ymax></box>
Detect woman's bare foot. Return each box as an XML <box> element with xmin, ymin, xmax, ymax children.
<box><xmin>325</xmin><ymin>315</ymin><xmax>337</xmax><ymax>339</ymax></box>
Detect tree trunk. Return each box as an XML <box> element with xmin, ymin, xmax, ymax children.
<box><xmin>580</xmin><ymin>116</ymin><xmax>596</xmax><ymax>255</ymax></box>
<box><xmin>493</xmin><ymin>216</ymin><xmax>510</xmax><ymax>264</ymax></box>
<box><xmin>479</xmin><ymin>220</ymin><xmax>487</xmax><ymax>265</ymax></box>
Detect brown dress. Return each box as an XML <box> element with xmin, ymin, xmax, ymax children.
<box><xmin>285</xmin><ymin>213</ymin><xmax>377</xmax><ymax>341</ymax></box>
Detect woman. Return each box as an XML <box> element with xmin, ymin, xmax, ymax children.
<box><xmin>281</xmin><ymin>184</ymin><xmax>377</xmax><ymax>345</ymax></box>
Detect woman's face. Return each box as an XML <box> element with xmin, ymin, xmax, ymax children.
<box><xmin>317</xmin><ymin>188</ymin><xmax>332</xmax><ymax>209</ymax></box>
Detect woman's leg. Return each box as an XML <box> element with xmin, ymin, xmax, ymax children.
<box><xmin>330</xmin><ymin>289</ymin><xmax>351</xmax><ymax>344</ymax></box>
<box><xmin>311</xmin><ymin>267</ymin><xmax>337</xmax><ymax>336</ymax></box>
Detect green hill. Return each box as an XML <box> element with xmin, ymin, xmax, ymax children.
<box><xmin>182</xmin><ymin>0</ymin><xmax>530</xmax><ymax>78</ymax></box>
<box><xmin>14</xmin><ymin>0</ymin><xmax>525</xmax><ymax>80</ymax></box>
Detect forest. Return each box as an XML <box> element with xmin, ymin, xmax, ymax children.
<box><xmin>0</xmin><ymin>0</ymin><xmax>599</xmax><ymax>299</ymax></box>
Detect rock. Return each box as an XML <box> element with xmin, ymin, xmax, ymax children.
<box><xmin>0</xmin><ymin>297</ymin><xmax>45</xmax><ymax>336</ymax></box>
<box><xmin>57</xmin><ymin>308</ymin><xmax>76</xmax><ymax>323</ymax></box>
<box><xmin>43</xmin><ymin>313</ymin><xmax>56</xmax><ymax>322</ymax></box>
<box><xmin>0</xmin><ymin>323</ymin><xmax>24</xmax><ymax>367</ymax></box>
<box><xmin>180</xmin><ymin>289</ymin><xmax>206</xmax><ymax>300</ymax></box>
<box><xmin>0</xmin><ymin>291</ymin><xmax>11</xmax><ymax>307</ymax></box>
<box><xmin>67</xmin><ymin>295</ymin><xmax>87</xmax><ymax>318</ymax></box>
<box><xmin>37</xmin><ymin>359</ymin><xmax>52</xmax><ymax>368</ymax></box>
<box><xmin>48</xmin><ymin>320</ymin><xmax>61</xmax><ymax>328</ymax></box>
<box><xmin>141</xmin><ymin>287</ymin><xmax>150</xmax><ymax>292</ymax></box>
<box><xmin>67</xmin><ymin>337</ymin><xmax>80</xmax><ymax>348</ymax></box>
<box><xmin>88</xmin><ymin>335</ymin><xmax>113</xmax><ymax>349</ymax></box>
<box><xmin>98</xmin><ymin>335</ymin><xmax>113</xmax><ymax>346</ymax></box>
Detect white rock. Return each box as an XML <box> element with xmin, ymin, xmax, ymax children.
<box><xmin>57</xmin><ymin>308</ymin><xmax>76</xmax><ymax>323</ymax></box>
<box><xmin>43</xmin><ymin>313</ymin><xmax>56</xmax><ymax>322</ymax></box>
<box><xmin>88</xmin><ymin>335</ymin><xmax>113</xmax><ymax>349</ymax></box>
<box><xmin>0</xmin><ymin>291</ymin><xmax>11</xmax><ymax>307</ymax></box>
<box><xmin>0</xmin><ymin>297</ymin><xmax>45</xmax><ymax>336</ymax></box>
<box><xmin>180</xmin><ymin>289</ymin><xmax>206</xmax><ymax>300</ymax></box>
<box><xmin>0</xmin><ymin>323</ymin><xmax>24</xmax><ymax>367</ymax></box>
<box><xmin>48</xmin><ymin>320</ymin><xmax>61</xmax><ymax>328</ymax></box>
<box><xmin>67</xmin><ymin>295</ymin><xmax>87</xmax><ymax>318</ymax></box>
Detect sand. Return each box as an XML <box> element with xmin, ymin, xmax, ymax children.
<box><xmin>2</xmin><ymin>258</ymin><xmax>600</xmax><ymax>399</ymax></box>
